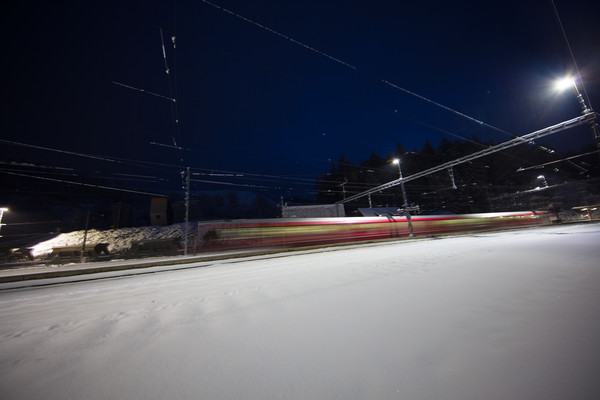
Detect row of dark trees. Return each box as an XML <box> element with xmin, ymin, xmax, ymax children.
<box><xmin>315</xmin><ymin>137</ymin><xmax>600</xmax><ymax>215</ymax></box>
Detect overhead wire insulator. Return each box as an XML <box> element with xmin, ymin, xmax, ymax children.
<box><xmin>160</xmin><ymin>28</ymin><xmax>170</xmax><ymax>75</ymax></box>
<box><xmin>448</xmin><ymin>167</ymin><xmax>457</xmax><ymax>189</ymax></box>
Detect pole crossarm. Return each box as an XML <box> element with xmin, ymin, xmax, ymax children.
<box><xmin>337</xmin><ymin>111</ymin><xmax>596</xmax><ymax>204</ymax></box>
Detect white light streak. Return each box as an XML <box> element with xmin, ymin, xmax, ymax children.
<box><xmin>113</xmin><ymin>81</ymin><xmax>176</xmax><ymax>102</ymax></box>
<box><xmin>199</xmin><ymin>0</ymin><xmax>357</xmax><ymax>70</ymax></box>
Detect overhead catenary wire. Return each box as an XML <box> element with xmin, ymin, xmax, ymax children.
<box><xmin>149</xmin><ymin>141</ymin><xmax>187</xmax><ymax>150</ymax></box>
<box><xmin>0</xmin><ymin>160</ymin><xmax>74</xmax><ymax>171</ymax></box>
<box><xmin>108</xmin><ymin>3</ymin><xmax>559</xmax><ymax>177</ymax></box>
<box><xmin>0</xmin><ymin>166</ymin><xmax>78</xmax><ymax>178</ymax></box>
<box><xmin>550</xmin><ymin>0</ymin><xmax>600</xmax><ymax>158</ymax></box>
<box><xmin>516</xmin><ymin>148</ymin><xmax>600</xmax><ymax>172</ymax></box>
<box><xmin>106</xmin><ymin>1</ymin><xmax>182</xmax><ymax>164</ymax></box>
<box><xmin>337</xmin><ymin>112</ymin><xmax>596</xmax><ymax>204</ymax></box>
<box><xmin>198</xmin><ymin>0</ymin><xmax>561</xmax><ymax>156</ymax></box>
<box><xmin>3</xmin><ymin>128</ymin><xmax>587</xmax><ymax>200</ymax></box>
<box><xmin>108</xmin><ymin>1</ymin><xmax>472</xmax><ymax>163</ymax></box>
<box><xmin>0</xmin><ymin>139</ymin><xmax>127</xmax><ymax>164</ymax></box>
<box><xmin>193</xmin><ymin>168</ymin><xmax>323</xmax><ymax>184</ymax></box>
<box><xmin>9</xmin><ymin>4</ymin><xmax>595</xmax><ymax>199</ymax></box>
<box><xmin>2</xmin><ymin>139</ymin><xmax>196</xmax><ymax>176</ymax></box>
<box><xmin>112</xmin><ymin>81</ymin><xmax>176</xmax><ymax>102</ymax></box>
<box><xmin>1</xmin><ymin>138</ymin><xmax>334</xmax><ymax>190</ymax></box>
<box><xmin>198</xmin><ymin>0</ymin><xmax>357</xmax><ymax>71</ymax></box>
<box><xmin>0</xmin><ymin>139</ymin><xmax>181</xmax><ymax>174</ymax></box>
<box><xmin>193</xmin><ymin>0</ymin><xmax>600</xmax><ymax>185</ymax></box>
<box><xmin>110</xmin><ymin>10</ymin><xmax>183</xmax><ymax>163</ymax></box>
<box><xmin>1</xmin><ymin>171</ymin><xmax>168</xmax><ymax>197</ymax></box>
<box><xmin>191</xmin><ymin>178</ymin><xmax>282</xmax><ymax>190</ymax></box>
<box><xmin>154</xmin><ymin>16</ymin><xmax>488</xmax><ymax>152</ymax></box>
<box><xmin>551</xmin><ymin>0</ymin><xmax>593</xmax><ymax>110</ymax></box>
<box><xmin>159</xmin><ymin>26</ymin><xmax>184</xmax><ymax>164</ymax></box>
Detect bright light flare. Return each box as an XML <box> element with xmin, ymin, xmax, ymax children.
<box><xmin>554</xmin><ymin>77</ymin><xmax>575</xmax><ymax>92</ymax></box>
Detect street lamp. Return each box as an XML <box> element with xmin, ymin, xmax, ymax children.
<box><xmin>0</xmin><ymin>208</ymin><xmax>8</xmax><ymax>237</ymax></box>
<box><xmin>392</xmin><ymin>159</ymin><xmax>414</xmax><ymax>237</ymax></box>
<box><xmin>555</xmin><ymin>75</ymin><xmax>600</xmax><ymax>156</ymax></box>
<box><xmin>554</xmin><ymin>76</ymin><xmax>589</xmax><ymax>114</ymax></box>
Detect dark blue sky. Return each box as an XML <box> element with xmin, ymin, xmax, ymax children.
<box><xmin>2</xmin><ymin>0</ymin><xmax>599</xmax><ymax>198</ymax></box>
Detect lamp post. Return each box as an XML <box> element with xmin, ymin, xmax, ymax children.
<box><xmin>392</xmin><ymin>159</ymin><xmax>414</xmax><ymax>237</ymax></box>
<box><xmin>555</xmin><ymin>77</ymin><xmax>589</xmax><ymax>114</ymax></box>
<box><xmin>0</xmin><ymin>208</ymin><xmax>8</xmax><ymax>237</ymax></box>
<box><xmin>555</xmin><ymin>76</ymin><xmax>600</xmax><ymax>153</ymax></box>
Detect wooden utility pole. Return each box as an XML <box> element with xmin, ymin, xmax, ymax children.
<box><xmin>81</xmin><ymin>210</ymin><xmax>90</xmax><ymax>263</ymax></box>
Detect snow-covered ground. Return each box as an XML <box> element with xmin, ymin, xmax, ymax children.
<box><xmin>1</xmin><ymin>223</ymin><xmax>599</xmax><ymax>399</ymax></box>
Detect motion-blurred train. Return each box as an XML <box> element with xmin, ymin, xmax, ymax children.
<box><xmin>196</xmin><ymin>210</ymin><xmax>556</xmax><ymax>251</ymax></box>
<box><xmin>0</xmin><ymin>210</ymin><xmax>556</xmax><ymax>265</ymax></box>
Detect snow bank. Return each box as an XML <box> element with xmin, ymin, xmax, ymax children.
<box><xmin>30</xmin><ymin>223</ymin><xmax>190</xmax><ymax>257</ymax></box>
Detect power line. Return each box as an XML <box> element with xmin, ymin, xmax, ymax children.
<box><xmin>198</xmin><ymin>0</ymin><xmax>556</xmax><ymax>151</ymax></box>
<box><xmin>1</xmin><ymin>139</ymin><xmax>329</xmax><ymax>192</ymax></box>
<box><xmin>112</xmin><ymin>81</ymin><xmax>176</xmax><ymax>102</ymax></box>
<box><xmin>192</xmin><ymin>168</ymin><xmax>321</xmax><ymax>184</ymax></box>
<box><xmin>338</xmin><ymin>112</ymin><xmax>595</xmax><ymax>204</ymax></box>
<box><xmin>199</xmin><ymin>0</ymin><xmax>357</xmax><ymax>70</ymax></box>
<box><xmin>0</xmin><ymin>160</ymin><xmax>74</xmax><ymax>172</ymax></box>
<box><xmin>1</xmin><ymin>171</ymin><xmax>167</xmax><ymax>197</ymax></box>
<box><xmin>1</xmin><ymin>139</ymin><xmax>182</xmax><ymax>174</ymax></box>
<box><xmin>516</xmin><ymin>148</ymin><xmax>600</xmax><ymax>172</ymax></box>
<box><xmin>0</xmin><ymin>166</ymin><xmax>78</xmax><ymax>178</ymax></box>
<box><xmin>551</xmin><ymin>0</ymin><xmax>593</xmax><ymax>110</ymax></box>
<box><xmin>8</xmin><ymin>1</ymin><xmax>595</xmax><ymax>198</ymax></box>
<box><xmin>0</xmin><ymin>139</ymin><xmax>125</xmax><ymax>164</ymax></box>
<box><xmin>195</xmin><ymin>0</ymin><xmax>588</xmax><ymax>177</ymax></box>
<box><xmin>159</xmin><ymin>27</ymin><xmax>184</xmax><ymax>164</ymax></box>
<box><xmin>191</xmin><ymin>178</ymin><xmax>282</xmax><ymax>190</ymax></box>
<box><xmin>107</xmin><ymin>2</ymin><xmax>481</xmax><ymax>164</ymax></box>
<box><xmin>108</xmin><ymin>2</ymin><xmax>560</xmax><ymax>176</ymax></box>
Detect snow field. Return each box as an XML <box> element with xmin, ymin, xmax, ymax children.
<box><xmin>1</xmin><ymin>223</ymin><xmax>599</xmax><ymax>399</ymax></box>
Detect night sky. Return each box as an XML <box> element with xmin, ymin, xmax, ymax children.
<box><xmin>2</xmin><ymin>0</ymin><xmax>599</xmax><ymax>199</ymax></box>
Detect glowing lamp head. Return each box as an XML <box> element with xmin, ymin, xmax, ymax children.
<box><xmin>554</xmin><ymin>77</ymin><xmax>575</xmax><ymax>92</ymax></box>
